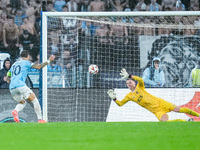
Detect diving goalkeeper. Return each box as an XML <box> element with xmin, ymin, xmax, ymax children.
<box><xmin>107</xmin><ymin>68</ymin><xmax>200</xmax><ymax>121</ymax></box>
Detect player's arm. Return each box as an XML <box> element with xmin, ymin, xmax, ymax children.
<box><xmin>32</xmin><ymin>55</ymin><xmax>55</xmax><ymax>70</ymax></box>
<box><xmin>6</xmin><ymin>71</ymin><xmax>11</xmax><ymax>83</ymax></box>
<box><xmin>107</xmin><ymin>89</ymin><xmax>129</xmax><ymax>106</ymax></box>
<box><xmin>120</xmin><ymin>68</ymin><xmax>145</xmax><ymax>87</ymax></box>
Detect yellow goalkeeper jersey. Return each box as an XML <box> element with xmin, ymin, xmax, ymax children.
<box><xmin>115</xmin><ymin>76</ymin><xmax>175</xmax><ymax>120</ymax></box>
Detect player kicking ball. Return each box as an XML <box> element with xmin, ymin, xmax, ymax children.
<box><xmin>107</xmin><ymin>68</ymin><xmax>200</xmax><ymax>122</ymax></box>
<box><xmin>6</xmin><ymin>50</ymin><xmax>55</xmax><ymax>123</ymax></box>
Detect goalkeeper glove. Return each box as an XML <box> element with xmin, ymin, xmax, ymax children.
<box><xmin>120</xmin><ymin>68</ymin><xmax>132</xmax><ymax>79</ymax></box>
<box><xmin>107</xmin><ymin>89</ymin><xmax>117</xmax><ymax>101</ymax></box>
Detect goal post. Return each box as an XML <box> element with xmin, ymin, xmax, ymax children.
<box><xmin>41</xmin><ymin>11</ymin><xmax>200</xmax><ymax>122</ymax></box>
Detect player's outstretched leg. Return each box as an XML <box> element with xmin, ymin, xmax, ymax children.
<box><xmin>178</xmin><ymin>107</ymin><xmax>200</xmax><ymax>117</ymax></box>
<box><xmin>161</xmin><ymin>114</ymin><xmax>188</xmax><ymax>122</ymax></box>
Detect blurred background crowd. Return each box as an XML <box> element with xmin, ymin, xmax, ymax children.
<box><xmin>0</xmin><ymin>0</ymin><xmax>200</xmax><ymax>88</ymax></box>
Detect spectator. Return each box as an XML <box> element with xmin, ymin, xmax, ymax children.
<box><xmin>94</xmin><ymin>23</ymin><xmax>110</xmax><ymax>67</ymax></box>
<box><xmin>190</xmin><ymin>0</ymin><xmax>199</xmax><ymax>8</ymax></box>
<box><xmin>181</xmin><ymin>16</ymin><xmax>196</xmax><ymax>35</ymax></box>
<box><xmin>161</xmin><ymin>0</ymin><xmax>175</xmax><ymax>10</ymax></box>
<box><xmin>10</xmin><ymin>0</ymin><xmax>22</xmax><ymax>10</ymax></box>
<box><xmin>142</xmin><ymin>57</ymin><xmax>165</xmax><ymax>87</ymax></box>
<box><xmin>138</xmin><ymin>17</ymin><xmax>156</xmax><ymax>35</ymax></box>
<box><xmin>33</xmin><ymin>1</ymin><xmax>42</xmax><ymax>33</ymax></box>
<box><xmin>46</xmin><ymin>1</ymin><xmax>57</xmax><ymax>12</ymax></box>
<box><xmin>0</xmin><ymin>11</ymin><xmax>8</xmax><ymax>26</ymax></box>
<box><xmin>2</xmin><ymin>16</ymin><xmax>19</xmax><ymax>61</ymax></box>
<box><xmin>189</xmin><ymin>0</ymin><xmax>199</xmax><ymax>11</ymax></box>
<box><xmin>134</xmin><ymin>0</ymin><xmax>147</xmax><ymax>11</ymax></box>
<box><xmin>0</xmin><ymin>57</ymin><xmax>11</xmax><ymax>88</ymax></box>
<box><xmin>158</xmin><ymin>16</ymin><xmax>172</xmax><ymax>35</ymax></box>
<box><xmin>56</xmin><ymin>50</ymin><xmax>73</xmax><ymax>71</ymax></box>
<box><xmin>20</xmin><ymin>16</ymin><xmax>37</xmax><ymax>35</ymax></box>
<box><xmin>189</xmin><ymin>58</ymin><xmax>200</xmax><ymax>87</ymax></box>
<box><xmin>90</xmin><ymin>0</ymin><xmax>105</xmax><ymax>11</ymax></box>
<box><xmin>146</xmin><ymin>0</ymin><xmax>162</xmax><ymax>11</ymax></box>
<box><xmin>109</xmin><ymin>0</ymin><xmax>129</xmax><ymax>11</ymax></box>
<box><xmin>18</xmin><ymin>30</ymin><xmax>37</xmax><ymax>61</ymax></box>
<box><xmin>14</xmin><ymin>8</ymin><xmax>27</xmax><ymax>27</ymax></box>
<box><xmin>80</xmin><ymin>0</ymin><xmax>91</xmax><ymax>12</ymax></box>
<box><xmin>109</xmin><ymin>19</ymin><xmax>129</xmax><ymax>45</ymax></box>
<box><xmin>1</xmin><ymin>0</ymin><xmax>10</xmax><ymax>11</ymax></box>
<box><xmin>62</xmin><ymin>5</ymin><xmax>68</xmax><ymax>12</ymax></box>
<box><xmin>172</xmin><ymin>0</ymin><xmax>185</xmax><ymax>11</ymax></box>
<box><xmin>4</xmin><ymin>4</ymin><xmax>15</xmax><ymax>18</ymax></box>
<box><xmin>54</xmin><ymin>0</ymin><xmax>66</xmax><ymax>12</ymax></box>
<box><xmin>24</xmin><ymin>0</ymin><xmax>39</xmax><ymax>25</ymax></box>
<box><xmin>95</xmin><ymin>23</ymin><xmax>109</xmax><ymax>43</ymax></box>
<box><xmin>66</xmin><ymin>0</ymin><xmax>78</xmax><ymax>12</ymax></box>
<box><xmin>81</xmin><ymin>21</ymin><xmax>92</xmax><ymax>36</ymax></box>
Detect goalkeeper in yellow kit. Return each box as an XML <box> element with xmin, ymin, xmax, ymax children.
<box><xmin>107</xmin><ymin>68</ymin><xmax>200</xmax><ymax>121</ymax></box>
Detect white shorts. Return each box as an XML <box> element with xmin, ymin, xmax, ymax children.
<box><xmin>10</xmin><ymin>86</ymin><xmax>33</xmax><ymax>102</ymax></box>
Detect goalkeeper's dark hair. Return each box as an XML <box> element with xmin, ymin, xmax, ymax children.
<box><xmin>126</xmin><ymin>78</ymin><xmax>138</xmax><ymax>85</ymax></box>
<box><xmin>21</xmin><ymin>50</ymin><xmax>30</xmax><ymax>58</ymax></box>
<box><xmin>126</xmin><ymin>78</ymin><xmax>136</xmax><ymax>82</ymax></box>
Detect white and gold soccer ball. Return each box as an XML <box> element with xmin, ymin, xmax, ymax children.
<box><xmin>88</xmin><ymin>64</ymin><xmax>99</xmax><ymax>74</ymax></box>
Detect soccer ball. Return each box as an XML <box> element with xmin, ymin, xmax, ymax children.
<box><xmin>88</xmin><ymin>64</ymin><xmax>99</xmax><ymax>74</ymax></box>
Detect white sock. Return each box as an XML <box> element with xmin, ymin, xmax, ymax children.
<box><xmin>14</xmin><ymin>101</ymin><xmax>27</xmax><ymax>112</ymax></box>
<box><xmin>32</xmin><ymin>98</ymin><xmax>42</xmax><ymax>120</ymax></box>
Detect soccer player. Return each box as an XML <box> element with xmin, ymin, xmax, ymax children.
<box><xmin>107</xmin><ymin>68</ymin><xmax>200</xmax><ymax>122</ymax></box>
<box><xmin>6</xmin><ymin>50</ymin><xmax>55</xmax><ymax>123</ymax></box>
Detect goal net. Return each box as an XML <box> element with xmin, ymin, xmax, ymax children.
<box><xmin>41</xmin><ymin>11</ymin><xmax>200</xmax><ymax>122</ymax></box>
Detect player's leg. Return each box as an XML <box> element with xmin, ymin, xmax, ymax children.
<box><xmin>173</xmin><ymin>106</ymin><xmax>200</xmax><ymax>117</ymax></box>
<box><xmin>160</xmin><ymin>114</ymin><xmax>186</xmax><ymax>122</ymax></box>
<box><xmin>27</xmin><ymin>92</ymin><xmax>46</xmax><ymax>123</ymax></box>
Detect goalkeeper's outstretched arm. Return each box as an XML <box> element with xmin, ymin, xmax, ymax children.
<box><xmin>107</xmin><ymin>89</ymin><xmax>130</xmax><ymax>106</ymax></box>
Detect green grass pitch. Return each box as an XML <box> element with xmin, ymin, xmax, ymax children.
<box><xmin>0</xmin><ymin>122</ymin><xmax>199</xmax><ymax>150</ymax></box>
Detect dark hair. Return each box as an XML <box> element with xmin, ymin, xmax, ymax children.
<box><xmin>62</xmin><ymin>5</ymin><xmax>68</xmax><ymax>9</ymax></box>
<box><xmin>126</xmin><ymin>78</ymin><xmax>136</xmax><ymax>82</ymax></box>
<box><xmin>7</xmin><ymin>15</ymin><xmax>14</xmax><ymax>20</ymax></box>
<box><xmin>21</xmin><ymin>50</ymin><xmax>29</xmax><ymax>58</ymax></box>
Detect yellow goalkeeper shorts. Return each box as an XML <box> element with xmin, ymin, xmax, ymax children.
<box><xmin>154</xmin><ymin>99</ymin><xmax>176</xmax><ymax>121</ymax></box>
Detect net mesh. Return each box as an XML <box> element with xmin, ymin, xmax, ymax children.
<box><xmin>43</xmin><ymin>14</ymin><xmax>200</xmax><ymax>122</ymax></box>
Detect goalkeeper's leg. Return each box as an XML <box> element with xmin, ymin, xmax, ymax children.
<box><xmin>173</xmin><ymin>106</ymin><xmax>200</xmax><ymax>117</ymax></box>
<box><xmin>160</xmin><ymin>114</ymin><xmax>186</xmax><ymax>122</ymax></box>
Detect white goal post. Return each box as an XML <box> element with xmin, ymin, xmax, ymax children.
<box><xmin>41</xmin><ymin>11</ymin><xmax>200</xmax><ymax>122</ymax></box>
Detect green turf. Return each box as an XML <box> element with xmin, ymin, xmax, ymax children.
<box><xmin>0</xmin><ymin>122</ymin><xmax>199</xmax><ymax>150</ymax></box>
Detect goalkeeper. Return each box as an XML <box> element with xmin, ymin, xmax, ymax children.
<box><xmin>107</xmin><ymin>68</ymin><xmax>200</xmax><ymax>121</ymax></box>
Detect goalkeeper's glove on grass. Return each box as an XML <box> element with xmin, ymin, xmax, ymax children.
<box><xmin>120</xmin><ymin>68</ymin><xmax>132</xmax><ymax>79</ymax></box>
<box><xmin>107</xmin><ymin>89</ymin><xmax>117</xmax><ymax>101</ymax></box>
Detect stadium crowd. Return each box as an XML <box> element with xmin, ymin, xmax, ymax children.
<box><xmin>0</xmin><ymin>0</ymin><xmax>200</xmax><ymax>88</ymax></box>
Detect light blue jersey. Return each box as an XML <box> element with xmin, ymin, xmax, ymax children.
<box><xmin>9</xmin><ymin>59</ymin><xmax>34</xmax><ymax>90</ymax></box>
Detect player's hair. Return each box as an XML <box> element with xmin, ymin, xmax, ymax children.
<box><xmin>126</xmin><ymin>78</ymin><xmax>136</xmax><ymax>83</ymax></box>
<box><xmin>21</xmin><ymin>50</ymin><xmax>30</xmax><ymax>58</ymax></box>
<box><xmin>126</xmin><ymin>78</ymin><xmax>138</xmax><ymax>86</ymax></box>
